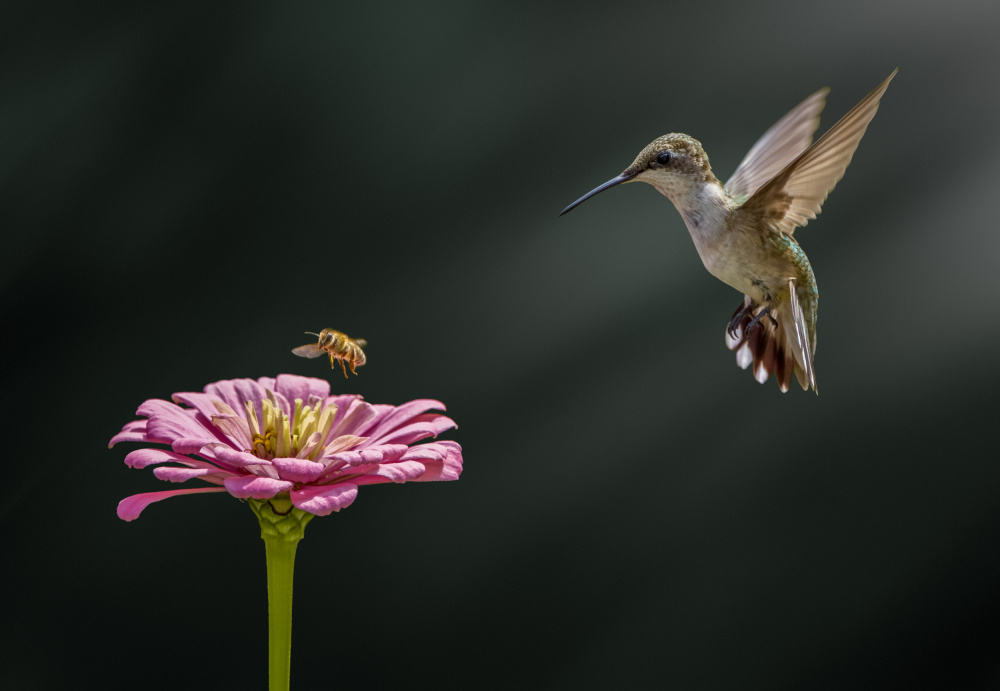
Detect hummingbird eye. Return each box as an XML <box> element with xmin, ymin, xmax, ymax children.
<box><xmin>656</xmin><ymin>151</ymin><xmax>673</xmax><ymax>165</ymax></box>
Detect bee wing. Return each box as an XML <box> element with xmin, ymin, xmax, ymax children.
<box><xmin>355</xmin><ymin>338</ymin><xmax>368</xmax><ymax>348</ymax></box>
<box><xmin>292</xmin><ymin>343</ymin><xmax>326</xmax><ymax>359</ymax></box>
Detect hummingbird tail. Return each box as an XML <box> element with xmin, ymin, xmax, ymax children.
<box><xmin>725</xmin><ymin>295</ymin><xmax>817</xmax><ymax>393</ymax></box>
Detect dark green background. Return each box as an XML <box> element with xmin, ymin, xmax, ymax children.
<box><xmin>5</xmin><ymin>1</ymin><xmax>1000</xmax><ymax>688</ymax></box>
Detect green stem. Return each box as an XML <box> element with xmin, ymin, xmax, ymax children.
<box><xmin>249</xmin><ymin>498</ymin><xmax>315</xmax><ymax>691</ymax></box>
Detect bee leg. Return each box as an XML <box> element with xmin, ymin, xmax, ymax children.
<box><xmin>339</xmin><ymin>359</ymin><xmax>348</xmax><ymax>379</ymax></box>
<box><xmin>328</xmin><ymin>352</ymin><xmax>337</xmax><ymax>369</ymax></box>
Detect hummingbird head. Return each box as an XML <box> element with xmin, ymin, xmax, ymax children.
<box><xmin>560</xmin><ymin>133</ymin><xmax>717</xmax><ymax>216</ymax></box>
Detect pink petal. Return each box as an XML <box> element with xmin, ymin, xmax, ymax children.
<box><xmin>117</xmin><ymin>487</ymin><xmax>227</xmax><ymax>521</ymax></box>
<box><xmin>124</xmin><ymin>448</ymin><xmax>219</xmax><ymax>470</ymax></box>
<box><xmin>170</xmin><ymin>392</ymin><xmax>231</xmax><ymax>428</ymax></box>
<box><xmin>295</xmin><ymin>431</ymin><xmax>324</xmax><ymax>459</ymax></box>
<box><xmin>223</xmin><ymin>476</ymin><xmax>293</xmax><ymax>499</ymax></box>
<box><xmin>324</xmin><ymin>434</ymin><xmax>366</xmax><ymax>455</ymax></box>
<box><xmin>109</xmin><ymin>420</ymin><xmax>168</xmax><ymax>448</ymax></box>
<box><xmin>327</xmin><ymin>396</ymin><xmax>378</xmax><ymax>438</ymax></box>
<box><xmin>172</xmin><ymin>436</ymin><xmax>224</xmax><ymax>454</ymax></box>
<box><xmin>291</xmin><ymin>484</ymin><xmax>358</xmax><ymax>515</ymax></box>
<box><xmin>357</xmin><ymin>399</ymin><xmax>447</xmax><ymax>440</ymax></box>
<box><xmin>203</xmin><ymin>443</ymin><xmax>271</xmax><ymax>469</ymax></box>
<box><xmin>359</xmin><ymin>448</ymin><xmax>387</xmax><ymax>463</ymax></box>
<box><xmin>324</xmin><ymin>450</ymin><xmax>365</xmax><ymax>466</ymax></box>
<box><xmin>208</xmin><ymin>413</ymin><xmax>254</xmax><ymax>450</ymax></box>
<box><xmin>201</xmin><ymin>378</ymin><xmax>270</xmax><ymax>431</ymax></box>
<box><xmin>271</xmin><ymin>457</ymin><xmax>324</xmax><ymax>483</ymax></box>
<box><xmin>398</xmin><ymin>445</ymin><xmax>443</xmax><ymax>462</ymax></box>
<box><xmin>406</xmin><ymin>441</ymin><xmax>463</xmax><ymax>482</ymax></box>
<box><xmin>374</xmin><ymin>414</ymin><xmax>457</xmax><ymax>446</ymax></box>
<box><xmin>375</xmin><ymin>444</ymin><xmax>409</xmax><ymax>462</ymax></box>
<box><xmin>349</xmin><ymin>459</ymin><xmax>429</xmax><ymax>483</ymax></box>
<box><xmin>152</xmin><ymin>467</ymin><xmax>226</xmax><ymax>483</ymax></box>
<box><xmin>274</xmin><ymin>375</ymin><xmax>331</xmax><ymax>409</ymax></box>
<box><xmin>350</xmin><ymin>474</ymin><xmax>392</xmax><ymax>486</ymax></box>
<box><xmin>139</xmin><ymin>399</ymin><xmax>224</xmax><ymax>447</ymax></box>
<box><xmin>387</xmin><ymin>445</ymin><xmax>413</xmax><ymax>460</ymax></box>
<box><xmin>270</xmin><ymin>389</ymin><xmax>292</xmax><ymax>417</ymax></box>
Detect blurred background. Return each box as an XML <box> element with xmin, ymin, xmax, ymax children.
<box><xmin>4</xmin><ymin>1</ymin><xmax>1000</xmax><ymax>688</ymax></box>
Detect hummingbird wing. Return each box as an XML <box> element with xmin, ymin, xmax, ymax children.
<box><xmin>724</xmin><ymin>87</ymin><xmax>828</xmax><ymax>203</ymax></box>
<box><xmin>738</xmin><ymin>69</ymin><xmax>896</xmax><ymax>235</ymax></box>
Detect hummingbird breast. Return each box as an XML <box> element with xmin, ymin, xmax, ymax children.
<box><xmin>681</xmin><ymin>204</ymin><xmax>763</xmax><ymax>296</ymax></box>
<box><xmin>668</xmin><ymin>181</ymin><xmax>817</xmax><ymax>339</ymax></box>
<box><xmin>690</xmin><ymin>212</ymin><xmax>817</xmax><ymax>326</ymax></box>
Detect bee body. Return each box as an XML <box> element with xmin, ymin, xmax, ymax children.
<box><xmin>292</xmin><ymin>328</ymin><xmax>367</xmax><ymax>378</ymax></box>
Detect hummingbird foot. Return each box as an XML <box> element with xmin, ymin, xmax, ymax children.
<box><xmin>725</xmin><ymin>294</ymin><xmax>814</xmax><ymax>393</ymax></box>
<box><xmin>726</xmin><ymin>303</ymin><xmax>753</xmax><ymax>340</ymax></box>
<box><xmin>745</xmin><ymin>306</ymin><xmax>778</xmax><ymax>336</ymax></box>
<box><xmin>727</xmin><ymin>303</ymin><xmax>776</xmax><ymax>342</ymax></box>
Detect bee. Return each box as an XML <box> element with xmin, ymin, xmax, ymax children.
<box><xmin>292</xmin><ymin>329</ymin><xmax>367</xmax><ymax>378</ymax></box>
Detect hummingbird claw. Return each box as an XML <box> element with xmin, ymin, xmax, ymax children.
<box><xmin>727</xmin><ymin>307</ymin><xmax>750</xmax><ymax>339</ymax></box>
<box><xmin>746</xmin><ymin>306</ymin><xmax>777</xmax><ymax>335</ymax></box>
<box><xmin>727</xmin><ymin>303</ymin><xmax>777</xmax><ymax>345</ymax></box>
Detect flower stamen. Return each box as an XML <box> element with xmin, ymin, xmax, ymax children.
<box><xmin>252</xmin><ymin>430</ymin><xmax>277</xmax><ymax>458</ymax></box>
<box><xmin>246</xmin><ymin>401</ymin><xmax>262</xmax><ymax>438</ymax></box>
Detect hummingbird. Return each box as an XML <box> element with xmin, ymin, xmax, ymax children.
<box><xmin>560</xmin><ymin>70</ymin><xmax>896</xmax><ymax>393</ymax></box>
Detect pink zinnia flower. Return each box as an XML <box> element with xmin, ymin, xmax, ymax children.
<box><xmin>111</xmin><ymin>374</ymin><xmax>462</xmax><ymax>520</ymax></box>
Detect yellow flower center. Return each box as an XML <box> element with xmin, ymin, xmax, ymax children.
<box><xmin>242</xmin><ymin>389</ymin><xmax>337</xmax><ymax>461</ymax></box>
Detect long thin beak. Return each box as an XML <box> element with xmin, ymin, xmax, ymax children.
<box><xmin>559</xmin><ymin>172</ymin><xmax>635</xmax><ymax>216</ymax></box>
